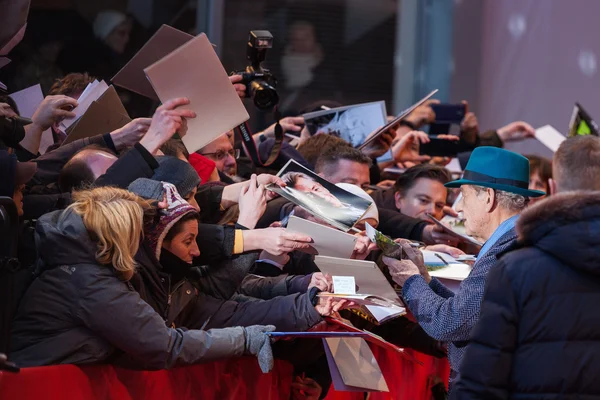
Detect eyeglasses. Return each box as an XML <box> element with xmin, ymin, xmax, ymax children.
<box><xmin>200</xmin><ymin>149</ymin><xmax>240</xmax><ymax>161</ymax></box>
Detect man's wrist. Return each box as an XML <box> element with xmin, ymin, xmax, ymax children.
<box><xmin>242</xmin><ymin>229</ymin><xmax>260</xmax><ymax>252</ymax></box>
<box><xmin>139</xmin><ymin>135</ymin><xmax>161</xmax><ymax>155</ymax></box>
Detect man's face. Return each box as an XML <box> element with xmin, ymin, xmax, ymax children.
<box><xmin>294</xmin><ymin>176</ymin><xmax>343</xmax><ymax>207</ymax></box>
<box><xmin>528</xmin><ymin>170</ymin><xmax>547</xmax><ymax>205</ymax></box>
<box><xmin>199</xmin><ymin>134</ymin><xmax>237</xmax><ymax>176</ymax></box>
<box><xmin>455</xmin><ymin>185</ymin><xmax>489</xmax><ymax>241</ymax></box>
<box><xmin>395</xmin><ymin>178</ymin><xmax>447</xmax><ymax>221</ymax></box>
<box><xmin>325</xmin><ymin>160</ymin><xmax>370</xmax><ymax>188</ymax></box>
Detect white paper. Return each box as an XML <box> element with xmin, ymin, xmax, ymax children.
<box><xmin>315</xmin><ymin>256</ymin><xmax>405</xmax><ymax>323</ymax></box>
<box><xmin>286</xmin><ymin>216</ymin><xmax>358</xmax><ymax>259</ymax></box>
<box><xmin>535</xmin><ymin>125</ymin><xmax>566</xmax><ymax>152</ymax></box>
<box><xmin>9</xmin><ymin>84</ymin><xmax>53</xmax><ymax>154</ymax></box>
<box><xmin>365</xmin><ymin>305</ymin><xmax>405</xmax><ymax>323</ymax></box>
<box><xmin>60</xmin><ymin>80</ymin><xmax>109</xmax><ymax>130</ymax></box>
<box><xmin>422</xmin><ymin>250</ymin><xmax>458</xmax><ymax>265</ymax></box>
<box><xmin>333</xmin><ymin>276</ymin><xmax>356</xmax><ymax>295</ymax></box>
<box><xmin>429</xmin><ymin>263</ymin><xmax>473</xmax><ymax>281</ymax></box>
<box><xmin>365</xmin><ymin>222</ymin><xmax>377</xmax><ymax>243</ymax></box>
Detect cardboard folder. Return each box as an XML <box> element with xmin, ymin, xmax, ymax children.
<box><xmin>144</xmin><ymin>33</ymin><xmax>249</xmax><ymax>153</ymax></box>
<box><xmin>63</xmin><ymin>101</ymin><xmax>131</xmax><ymax>145</ymax></box>
<box><xmin>112</xmin><ymin>25</ymin><xmax>194</xmax><ymax>100</ymax></box>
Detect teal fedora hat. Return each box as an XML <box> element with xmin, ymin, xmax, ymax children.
<box><xmin>445</xmin><ymin>147</ymin><xmax>545</xmax><ymax>197</ymax></box>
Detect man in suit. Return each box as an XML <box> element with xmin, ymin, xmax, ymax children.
<box><xmin>381</xmin><ymin>147</ymin><xmax>545</xmax><ymax>388</ymax></box>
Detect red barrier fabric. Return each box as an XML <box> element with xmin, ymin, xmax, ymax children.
<box><xmin>0</xmin><ymin>357</ymin><xmax>294</xmax><ymax>400</ymax></box>
<box><xmin>324</xmin><ymin>347</ymin><xmax>450</xmax><ymax>400</ymax></box>
<box><xmin>0</xmin><ymin>350</ymin><xmax>449</xmax><ymax>399</ymax></box>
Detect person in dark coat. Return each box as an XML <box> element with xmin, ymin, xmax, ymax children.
<box><xmin>382</xmin><ymin>147</ymin><xmax>545</xmax><ymax>389</ymax></box>
<box><xmin>452</xmin><ymin>135</ymin><xmax>600</xmax><ymax>399</ymax></box>
<box><xmin>10</xmin><ymin>187</ymin><xmax>275</xmax><ymax>371</ymax></box>
<box><xmin>128</xmin><ymin>180</ymin><xmax>346</xmax><ymax>333</ymax></box>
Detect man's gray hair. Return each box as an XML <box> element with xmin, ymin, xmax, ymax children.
<box><xmin>472</xmin><ymin>185</ymin><xmax>528</xmax><ymax>212</ymax></box>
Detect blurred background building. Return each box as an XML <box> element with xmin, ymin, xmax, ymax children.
<box><xmin>1</xmin><ymin>0</ymin><xmax>599</xmax><ymax>158</ymax></box>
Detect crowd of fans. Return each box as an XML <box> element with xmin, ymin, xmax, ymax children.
<box><xmin>2</xmin><ymin>7</ymin><xmax>600</xmax><ymax>400</ymax></box>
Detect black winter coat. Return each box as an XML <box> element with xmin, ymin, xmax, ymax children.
<box><xmin>452</xmin><ymin>192</ymin><xmax>600</xmax><ymax>399</ymax></box>
<box><xmin>10</xmin><ymin>209</ymin><xmax>248</xmax><ymax>368</ymax></box>
<box><xmin>132</xmin><ymin>243</ymin><xmax>322</xmax><ymax>333</ymax></box>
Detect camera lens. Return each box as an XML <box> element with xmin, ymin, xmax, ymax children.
<box><xmin>249</xmin><ymin>81</ymin><xmax>279</xmax><ymax>111</ymax></box>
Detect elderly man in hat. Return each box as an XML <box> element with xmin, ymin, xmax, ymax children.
<box><xmin>382</xmin><ymin>146</ymin><xmax>545</xmax><ymax>387</ymax></box>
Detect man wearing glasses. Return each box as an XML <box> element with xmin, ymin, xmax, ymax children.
<box><xmin>197</xmin><ymin>132</ymin><xmax>240</xmax><ymax>181</ymax></box>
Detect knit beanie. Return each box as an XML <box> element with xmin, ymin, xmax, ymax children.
<box><xmin>335</xmin><ymin>182</ymin><xmax>379</xmax><ymax>224</ymax></box>
<box><xmin>188</xmin><ymin>153</ymin><xmax>216</xmax><ymax>184</ymax></box>
<box><xmin>93</xmin><ymin>10</ymin><xmax>127</xmax><ymax>41</ymax></box>
<box><xmin>153</xmin><ymin>156</ymin><xmax>201</xmax><ymax>198</ymax></box>
<box><xmin>134</xmin><ymin>182</ymin><xmax>196</xmax><ymax>260</ymax></box>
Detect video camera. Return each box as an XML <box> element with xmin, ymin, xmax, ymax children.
<box><xmin>235</xmin><ymin>30</ymin><xmax>279</xmax><ymax>111</ymax></box>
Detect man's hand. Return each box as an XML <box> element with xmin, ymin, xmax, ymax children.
<box><xmin>31</xmin><ymin>95</ymin><xmax>78</xmax><ymax>130</ymax></box>
<box><xmin>308</xmin><ymin>273</ymin><xmax>332</xmax><ymax>292</ymax></box>
<box><xmin>424</xmin><ymin>244</ymin><xmax>465</xmax><ymax>258</ymax></box>
<box><xmin>391</xmin><ymin>131</ymin><xmax>432</xmax><ymax>164</ymax></box>
<box><xmin>459</xmin><ymin>101</ymin><xmax>479</xmax><ymax>145</ymax></box>
<box><xmin>139</xmin><ymin>98</ymin><xmax>196</xmax><ymax>155</ymax></box>
<box><xmin>350</xmin><ymin>234</ymin><xmax>377</xmax><ymax>260</ymax></box>
<box><xmin>110</xmin><ymin>118</ymin><xmax>152</xmax><ymax>151</ymax></box>
<box><xmin>442</xmin><ymin>205</ymin><xmax>458</xmax><ymax>218</ymax></box>
<box><xmin>259</xmin><ymin>116</ymin><xmax>304</xmax><ymax>140</ymax></box>
<box><xmin>237</xmin><ymin>174</ymin><xmax>266</xmax><ymax>229</ymax></box>
<box><xmin>361</xmin><ymin>127</ymin><xmax>396</xmax><ymax>159</ymax></box>
<box><xmin>257</xmin><ymin>174</ymin><xmax>286</xmax><ymax>201</ymax></box>
<box><xmin>243</xmin><ymin>228</ymin><xmax>313</xmax><ymax>255</ymax></box>
<box><xmin>422</xmin><ymin>224</ymin><xmax>460</xmax><ymax>247</ymax></box>
<box><xmin>382</xmin><ymin>256</ymin><xmax>422</xmax><ymax>286</ymax></box>
<box><xmin>314</xmin><ymin>297</ymin><xmax>352</xmax><ymax>316</ymax></box>
<box><xmin>404</xmin><ymin>99</ymin><xmax>439</xmax><ymax>128</ymax></box>
<box><xmin>291</xmin><ymin>376</ymin><xmax>322</xmax><ymax>400</ymax></box>
<box><xmin>229</xmin><ymin>74</ymin><xmax>247</xmax><ymax>98</ymax></box>
<box><xmin>497</xmin><ymin>121</ymin><xmax>535</xmax><ymax>142</ymax></box>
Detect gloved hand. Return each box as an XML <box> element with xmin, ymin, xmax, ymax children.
<box><xmin>243</xmin><ymin>325</ymin><xmax>276</xmax><ymax>373</ymax></box>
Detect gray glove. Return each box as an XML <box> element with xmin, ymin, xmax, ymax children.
<box><xmin>243</xmin><ymin>325</ymin><xmax>276</xmax><ymax>373</ymax></box>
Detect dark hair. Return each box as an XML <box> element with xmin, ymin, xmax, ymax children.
<box><xmin>0</xmin><ymin>96</ymin><xmax>19</xmax><ymax>115</ymax></box>
<box><xmin>58</xmin><ymin>146</ymin><xmax>116</xmax><ymax>192</ymax></box>
<box><xmin>314</xmin><ymin>145</ymin><xmax>372</xmax><ymax>174</ymax></box>
<box><xmin>49</xmin><ymin>72</ymin><xmax>95</xmax><ymax>97</ymax></box>
<box><xmin>164</xmin><ymin>212</ymin><xmax>200</xmax><ymax>243</ymax></box>
<box><xmin>525</xmin><ymin>154</ymin><xmax>552</xmax><ymax>191</ymax></box>
<box><xmin>394</xmin><ymin>164</ymin><xmax>452</xmax><ymax>195</ymax></box>
<box><xmin>160</xmin><ymin>138</ymin><xmax>190</xmax><ymax>160</ymax></box>
<box><xmin>554</xmin><ymin>136</ymin><xmax>600</xmax><ymax>191</ymax></box>
<box><xmin>280</xmin><ymin>171</ymin><xmax>316</xmax><ymax>189</ymax></box>
<box><xmin>297</xmin><ymin>134</ymin><xmax>351</xmax><ymax>167</ymax></box>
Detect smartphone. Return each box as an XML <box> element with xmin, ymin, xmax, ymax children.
<box><xmin>419</xmin><ymin>138</ymin><xmax>460</xmax><ymax>157</ymax></box>
<box><xmin>430</xmin><ymin>104</ymin><xmax>466</xmax><ymax>124</ymax></box>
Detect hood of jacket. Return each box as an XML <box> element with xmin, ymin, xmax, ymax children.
<box><xmin>517</xmin><ymin>191</ymin><xmax>600</xmax><ymax>276</ymax></box>
<box><xmin>35</xmin><ymin>208</ymin><xmax>100</xmax><ymax>270</ymax></box>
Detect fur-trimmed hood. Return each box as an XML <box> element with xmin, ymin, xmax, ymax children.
<box><xmin>517</xmin><ymin>191</ymin><xmax>600</xmax><ymax>275</ymax></box>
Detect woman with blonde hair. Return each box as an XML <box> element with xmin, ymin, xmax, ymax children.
<box><xmin>10</xmin><ymin>186</ymin><xmax>275</xmax><ymax>372</ymax></box>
